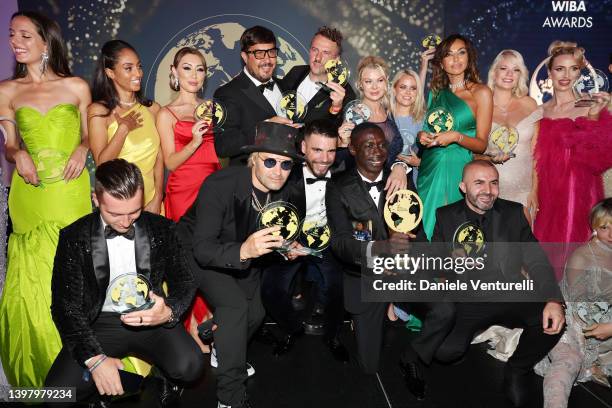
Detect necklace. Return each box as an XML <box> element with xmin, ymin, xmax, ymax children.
<box><xmin>449</xmin><ymin>79</ymin><xmax>466</xmax><ymax>90</ymax></box>
<box><xmin>494</xmin><ymin>99</ymin><xmax>513</xmax><ymax>115</ymax></box>
<box><xmin>251</xmin><ymin>190</ymin><xmax>271</xmax><ymax>212</ymax></box>
<box><xmin>118</xmin><ymin>99</ymin><xmax>136</xmax><ymax>107</ymax></box>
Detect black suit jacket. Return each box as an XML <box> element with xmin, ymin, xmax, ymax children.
<box><xmin>279</xmin><ymin>65</ymin><xmax>356</xmax><ymax>127</ymax></box>
<box><xmin>177</xmin><ymin>166</ymin><xmax>288</xmax><ymax>295</ymax></box>
<box><xmin>431</xmin><ymin>199</ymin><xmax>562</xmax><ymax>301</ymax></box>
<box><xmin>213</xmin><ymin>71</ymin><xmax>286</xmax><ymax>166</ymax></box>
<box><xmin>50</xmin><ymin>211</ymin><xmax>195</xmax><ymax>366</ymax></box>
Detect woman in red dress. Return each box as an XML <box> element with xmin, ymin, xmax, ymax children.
<box><xmin>156</xmin><ymin>47</ymin><xmax>221</xmax><ymax>352</ymax></box>
<box><xmin>533</xmin><ymin>41</ymin><xmax>611</xmax><ymax>280</ymax></box>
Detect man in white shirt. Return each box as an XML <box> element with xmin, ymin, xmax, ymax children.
<box><xmin>46</xmin><ymin>159</ymin><xmax>202</xmax><ymax>406</ymax></box>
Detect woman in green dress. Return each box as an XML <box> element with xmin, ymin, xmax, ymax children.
<box><xmin>0</xmin><ymin>11</ymin><xmax>92</xmax><ymax>387</ymax></box>
<box><xmin>418</xmin><ymin>34</ymin><xmax>493</xmax><ymax>239</ymax></box>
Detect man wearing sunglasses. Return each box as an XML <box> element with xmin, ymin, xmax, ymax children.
<box><xmin>279</xmin><ymin>26</ymin><xmax>356</xmax><ymax>126</ymax></box>
<box><xmin>214</xmin><ymin>25</ymin><xmax>299</xmax><ymax>166</ymax></box>
<box><xmin>178</xmin><ymin>122</ymin><xmax>305</xmax><ymax>408</ymax></box>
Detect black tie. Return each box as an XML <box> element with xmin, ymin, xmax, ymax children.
<box><xmin>364</xmin><ymin>180</ymin><xmax>384</xmax><ymax>192</ymax></box>
<box><xmin>258</xmin><ymin>81</ymin><xmax>274</xmax><ymax>93</ymax></box>
<box><xmin>306</xmin><ymin>177</ymin><xmax>330</xmax><ymax>184</ymax></box>
<box><xmin>104</xmin><ymin>225</ymin><xmax>135</xmax><ymax>240</ymax></box>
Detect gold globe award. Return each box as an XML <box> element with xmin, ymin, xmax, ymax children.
<box><xmin>384</xmin><ymin>189</ymin><xmax>423</xmax><ymax>233</ymax></box>
<box><xmin>34</xmin><ymin>148</ymin><xmax>69</xmax><ymax>184</ymax></box>
<box><xmin>257</xmin><ymin>201</ymin><xmax>301</xmax><ymax>253</ymax></box>
<box><xmin>194</xmin><ymin>99</ymin><xmax>227</xmax><ymax>131</ymax></box>
<box><xmin>426</xmin><ymin>107</ymin><xmax>454</xmax><ymax>134</ymax></box>
<box><xmin>276</xmin><ymin>91</ymin><xmax>308</xmax><ymax>125</ymax></box>
<box><xmin>297</xmin><ymin>218</ymin><xmax>332</xmax><ymax>257</ymax></box>
<box><xmin>316</xmin><ymin>58</ymin><xmax>350</xmax><ymax>93</ymax></box>
<box><xmin>488</xmin><ymin>125</ymin><xmax>519</xmax><ymax>158</ymax></box>
<box><xmin>453</xmin><ymin>221</ymin><xmax>486</xmax><ymax>257</ymax></box>
<box><xmin>106</xmin><ymin>273</ymin><xmax>155</xmax><ymax>314</ymax></box>
<box><xmin>422</xmin><ymin>34</ymin><xmax>442</xmax><ymax>49</ymax></box>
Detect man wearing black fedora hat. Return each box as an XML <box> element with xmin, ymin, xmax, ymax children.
<box><xmin>177</xmin><ymin>121</ymin><xmax>305</xmax><ymax>408</ymax></box>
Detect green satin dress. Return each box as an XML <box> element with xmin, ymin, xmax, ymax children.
<box><xmin>417</xmin><ymin>89</ymin><xmax>476</xmax><ymax>240</ymax></box>
<box><xmin>0</xmin><ymin>104</ymin><xmax>92</xmax><ymax>387</ymax></box>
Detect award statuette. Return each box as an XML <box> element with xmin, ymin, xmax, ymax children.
<box><xmin>422</xmin><ymin>34</ymin><xmax>442</xmax><ymax>49</ymax></box>
<box><xmin>297</xmin><ymin>218</ymin><xmax>331</xmax><ymax>257</ymax></box>
<box><xmin>276</xmin><ymin>91</ymin><xmax>308</xmax><ymax>124</ymax></box>
<box><xmin>452</xmin><ymin>221</ymin><xmax>485</xmax><ymax>258</ymax></box>
<box><xmin>488</xmin><ymin>125</ymin><xmax>519</xmax><ymax>158</ymax></box>
<box><xmin>34</xmin><ymin>148</ymin><xmax>68</xmax><ymax>184</ymax></box>
<box><xmin>257</xmin><ymin>201</ymin><xmax>301</xmax><ymax>252</ymax></box>
<box><xmin>343</xmin><ymin>100</ymin><xmax>372</xmax><ymax>125</ymax></box>
<box><xmin>194</xmin><ymin>99</ymin><xmax>227</xmax><ymax>131</ymax></box>
<box><xmin>316</xmin><ymin>59</ymin><xmax>350</xmax><ymax>93</ymax></box>
<box><xmin>384</xmin><ymin>189</ymin><xmax>423</xmax><ymax>233</ymax></box>
<box><xmin>573</xmin><ymin>67</ymin><xmax>610</xmax><ymax>107</ymax></box>
<box><xmin>106</xmin><ymin>273</ymin><xmax>155</xmax><ymax>314</ymax></box>
<box><xmin>426</xmin><ymin>107</ymin><xmax>454</xmax><ymax>134</ymax></box>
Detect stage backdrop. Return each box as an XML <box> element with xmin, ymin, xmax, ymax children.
<box><xmin>12</xmin><ymin>0</ymin><xmax>612</xmax><ymax>105</ymax></box>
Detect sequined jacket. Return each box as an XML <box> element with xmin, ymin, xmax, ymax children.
<box><xmin>50</xmin><ymin>210</ymin><xmax>195</xmax><ymax>366</ymax></box>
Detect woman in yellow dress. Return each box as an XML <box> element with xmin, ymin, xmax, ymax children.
<box><xmin>88</xmin><ymin>40</ymin><xmax>163</xmax><ymax>214</ymax></box>
<box><xmin>0</xmin><ymin>11</ymin><xmax>92</xmax><ymax>386</ymax></box>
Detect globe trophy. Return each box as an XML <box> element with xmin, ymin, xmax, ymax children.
<box><xmin>106</xmin><ymin>273</ymin><xmax>155</xmax><ymax>314</ymax></box>
<box><xmin>422</xmin><ymin>34</ymin><xmax>442</xmax><ymax>49</ymax></box>
<box><xmin>426</xmin><ymin>107</ymin><xmax>454</xmax><ymax>135</ymax></box>
<box><xmin>34</xmin><ymin>148</ymin><xmax>69</xmax><ymax>184</ymax></box>
<box><xmin>488</xmin><ymin>125</ymin><xmax>519</xmax><ymax>158</ymax></box>
<box><xmin>344</xmin><ymin>100</ymin><xmax>372</xmax><ymax>125</ymax></box>
<box><xmin>384</xmin><ymin>189</ymin><xmax>424</xmax><ymax>234</ymax></box>
<box><xmin>194</xmin><ymin>99</ymin><xmax>227</xmax><ymax>131</ymax></box>
<box><xmin>257</xmin><ymin>201</ymin><xmax>301</xmax><ymax>254</ymax></box>
<box><xmin>296</xmin><ymin>218</ymin><xmax>331</xmax><ymax>258</ymax></box>
<box><xmin>276</xmin><ymin>90</ymin><xmax>308</xmax><ymax>125</ymax></box>
<box><xmin>316</xmin><ymin>58</ymin><xmax>350</xmax><ymax>93</ymax></box>
<box><xmin>573</xmin><ymin>66</ymin><xmax>609</xmax><ymax>107</ymax></box>
<box><xmin>452</xmin><ymin>221</ymin><xmax>486</xmax><ymax>258</ymax></box>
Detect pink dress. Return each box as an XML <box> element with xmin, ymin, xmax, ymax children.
<box><xmin>534</xmin><ymin>109</ymin><xmax>612</xmax><ymax>279</ymax></box>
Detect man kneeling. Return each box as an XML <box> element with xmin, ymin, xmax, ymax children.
<box><xmin>45</xmin><ymin>159</ymin><xmax>203</xmax><ymax>404</ymax></box>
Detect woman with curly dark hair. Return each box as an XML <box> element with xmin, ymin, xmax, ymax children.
<box><xmin>417</xmin><ymin>34</ymin><xmax>492</xmax><ymax>239</ymax></box>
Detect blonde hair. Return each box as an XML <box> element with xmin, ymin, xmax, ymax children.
<box><xmin>547</xmin><ymin>40</ymin><xmax>586</xmax><ymax>70</ymax></box>
<box><xmin>356</xmin><ymin>56</ymin><xmax>390</xmax><ymax>111</ymax></box>
<box><xmin>389</xmin><ymin>69</ymin><xmax>425</xmax><ymax>122</ymax></box>
<box><xmin>247</xmin><ymin>152</ymin><xmax>258</xmax><ymax>168</ymax></box>
<box><xmin>487</xmin><ymin>50</ymin><xmax>529</xmax><ymax>98</ymax></box>
<box><xmin>590</xmin><ymin>198</ymin><xmax>612</xmax><ymax>231</ymax></box>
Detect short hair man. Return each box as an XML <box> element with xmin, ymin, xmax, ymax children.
<box><xmin>280</xmin><ymin>26</ymin><xmax>356</xmax><ymax>125</ymax></box>
<box><xmin>45</xmin><ymin>159</ymin><xmax>202</xmax><ymax>404</ymax></box>
<box><xmin>178</xmin><ymin>122</ymin><xmax>304</xmax><ymax>408</ymax></box>
<box><xmin>214</xmin><ymin>25</ymin><xmax>297</xmax><ymax>166</ymax></box>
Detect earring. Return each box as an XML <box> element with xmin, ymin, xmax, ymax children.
<box><xmin>173</xmin><ymin>76</ymin><xmax>179</xmax><ymax>90</ymax></box>
<box><xmin>40</xmin><ymin>51</ymin><xmax>49</xmax><ymax>75</ymax></box>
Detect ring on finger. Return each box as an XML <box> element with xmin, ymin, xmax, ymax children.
<box><xmin>139</xmin><ymin>316</ymin><xmax>143</xmax><ymax>324</ymax></box>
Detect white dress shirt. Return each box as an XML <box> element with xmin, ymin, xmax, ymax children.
<box><xmin>303</xmin><ymin>164</ymin><xmax>331</xmax><ymax>221</ymax></box>
<box><xmin>101</xmin><ymin>218</ymin><xmax>137</xmax><ymax>312</ymax></box>
<box><xmin>243</xmin><ymin>67</ymin><xmax>283</xmax><ymax>116</ymax></box>
<box><xmin>297</xmin><ymin>73</ymin><xmax>322</xmax><ymax>104</ymax></box>
<box><xmin>357</xmin><ymin>170</ymin><xmax>384</xmax><ymax>207</ymax></box>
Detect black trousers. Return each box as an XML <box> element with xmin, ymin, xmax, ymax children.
<box><xmin>434</xmin><ymin>302</ymin><xmax>562</xmax><ymax>370</ymax></box>
<box><xmin>44</xmin><ymin>313</ymin><xmax>204</xmax><ymax>402</ymax></box>
<box><xmin>194</xmin><ymin>267</ymin><xmax>265</xmax><ymax>406</ymax></box>
<box><xmin>261</xmin><ymin>252</ymin><xmax>344</xmax><ymax>339</ymax></box>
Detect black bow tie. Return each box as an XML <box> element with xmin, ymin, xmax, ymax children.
<box><xmin>306</xmin><ymin>177</ymin><xmax>330</xmax><ymax>184</ymax></box>
<box><xmin>258</xmin><ymin>81</ymin><xmax>274</xmax><ymax>93</ymax></box>
<box><xmin>104</xmin><ymin>225</ymin><xmax>135</xmax><ymax>240</ymax></box>
<box><xmin>364</xmin><ymin>180</ymin><xmax>384</xmax><ymax>192</ymax></box>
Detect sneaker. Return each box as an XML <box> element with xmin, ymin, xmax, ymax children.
<box><xmin>210</xmin><ymin>346</ymin><xmax>255</xmax><ymax>377</ymax></box>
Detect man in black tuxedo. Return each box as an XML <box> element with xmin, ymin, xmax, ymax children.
<box><xmin>45</xmin><ymin>159</ymin><xmax>202</xmax><ymax>404</ymax></box>
<box><xmin>178</xmin><ymin>122</ymin><xmax>304</xmax><ymax>408</ymax></box>
<box><xmin>415</xmin><ymin>159</ymin><xmax>565</xmax><ymax>406</ymax></box>
<box><xmin>214</xmin><ymin>25</ymin><xmax>298</xmax><ymax>166</ymax></box>
<box><xmin>261</xmin><ymin>119</ymin><xmax>349</xmax><ymax>361</ymax></box>
<box><xmin>279</xmin><ymin>26</ymin><xmax>356</xmax><ymax>126</ymax></box>
<box><xmin>325</xmin><ymin>122</ymin><xmax>422</xmax><ymax>374</ymax></box>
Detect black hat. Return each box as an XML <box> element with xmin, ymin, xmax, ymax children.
<box><xmin>240</xmin><ymin>121</ymin><xmax>303</xmax><ymax>161</ymax></box>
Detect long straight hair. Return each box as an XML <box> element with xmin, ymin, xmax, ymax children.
<box><xmin>91</xmin><ymin>40</ymin><xmax>152</xmax><ymax>116</ymax></box>
<box><xmin>389</xmin><ymin>69</ymin><xmax>425</xmax><ymax>122</ymax></box>
<box><xmin>430</xmin><ymin>34</ymin><xmax>481</xmax><ymax>94</ymax></box>
<box><xmin>11</xmin><ymin>11</ymin><xmax>71</xmax><ymax>79</ymax></box>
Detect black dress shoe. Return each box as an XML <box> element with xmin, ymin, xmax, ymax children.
<box><xmin>273</xmin><ymin>329</ymin><xmax>303</xmax><ymax>356</ymax></box>
<box><xmin>503</xmin><ymin>365</ymin><xmax>530</xmax><ymax>407</ymax></box>
<box><xmin>303</xmin><ymin>313</ymin><xmax>325</xmax><ymax>336</ymax></box>
<box><xmin>150</xmin><ymin>367</ymin><xmax>182</xmax><ymax>407</ymax></box>
<box><xmin>325</xmin><ymin>337</ymin><xmax>350</xmax><ymax>363</ymax></box>
<box><xmin>399</xmin><ymin>359</ymin><xmax>426</xmax><ymax>400</ymax></box>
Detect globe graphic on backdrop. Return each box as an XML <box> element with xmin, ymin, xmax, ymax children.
<box><xmin>149</xmin><ymin>17</ymin><xmax>307</xmax><ymax>106</ymax></box>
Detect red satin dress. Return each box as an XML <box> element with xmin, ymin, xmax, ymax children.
<box><xmin>534</xmin><ymin>110</ymin><xmax>612</xmax><ymax>280</ymax></box>
<box><xmin>164</xmin><ymin>108</ymin><xmax>221</xmax><ymax>331</ymax></box>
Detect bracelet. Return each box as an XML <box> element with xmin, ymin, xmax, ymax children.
<box><xmin>457</xmin><ymin>134</ymin><xmax>464</xmax><ymax>144</ymax></box>
<box><xmin>89</xmin><ymin>354</ymin><xmax>107</xmax><ymax>373</ymax></box>
<box><xmin>167</xmin><ymin>307</ymin><xmax>178</xmax><ymax>324</ymax></box>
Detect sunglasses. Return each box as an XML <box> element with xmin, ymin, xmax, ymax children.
<box><xmin>260</xmin><ymin>156</ymin><xmax>294</xmax><ymax>171</ymax></box>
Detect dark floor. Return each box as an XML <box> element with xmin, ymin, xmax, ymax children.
<box><xmin>104</xmin><ymin>322</ymin><xmax>612</xmax><ymax>408</ymax></box>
